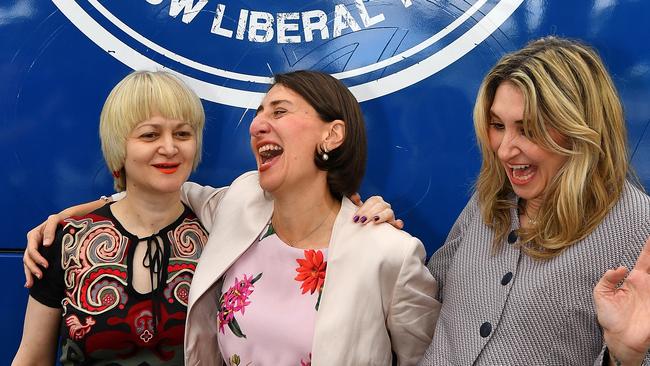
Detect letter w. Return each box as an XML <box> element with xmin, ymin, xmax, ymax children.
<box><xmin>169</xmin><ymin>0</ymin><xmax>208</xmax><ymax>24</ymax></box>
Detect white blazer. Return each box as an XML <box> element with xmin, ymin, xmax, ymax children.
<box><xmin>181</xmin><ymin>171</ymin><xmax>440</xmax><ymax>365</ymax></box>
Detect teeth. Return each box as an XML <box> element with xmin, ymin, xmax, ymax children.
<box><xmin>511</xmin><ymin>164</ymin><xmax>530</xmax><ymax>170</ymax></box>
<box><xmin>258</xmin><ymin>144</ymin><xmax>282</xmax><ymax>153</ymax></box>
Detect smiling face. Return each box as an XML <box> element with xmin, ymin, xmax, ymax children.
<box><xmin>488</xmin><ymin>81</ymin><xmax>569</xmax><ymax>208</ymax></box>
<box><xmin>249</xmin><ymin>84</ymin><xmax>334</xmax><ymax>195</ymax></box>
<box><xmin>123</xmin><ymin>115</ymin><xmax>196</xmax><ymax>195</ymax></box>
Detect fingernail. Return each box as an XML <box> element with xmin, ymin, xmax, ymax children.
<box><xmin>360</xmin><ymin>216</ymin><xmax>367</xmax><ymax>223</ymax></box>
<box><xmin>24</xmin><ymin>282</ymin><xmax>28</xmax><ymax>288</ymax></box>
<box><xmin>353</xmin><ymin>215</ymin><xmax>359</xmax><ymax>223</ymax></box>
<box><xmin>36</xmin><ymin>274</ymin><xmax>42</xmax><ymax>279</ymax></box>
<box><xmin>373</xmin><ymin>216</ymin><xmax>379</xmax><ymax>222</ymax></box>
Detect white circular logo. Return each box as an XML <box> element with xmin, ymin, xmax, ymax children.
<box><xmin>54</xmin><ymin>0</ymin><xmax>523</xmax><ymax>107</ymax></box>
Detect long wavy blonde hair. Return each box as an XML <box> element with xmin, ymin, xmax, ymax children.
<box><xmin>474</xmin><ymin>37</ymin><xmax>631</xmax><ymax>259</ymax></box>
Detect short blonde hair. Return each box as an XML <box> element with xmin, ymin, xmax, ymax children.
<box><xmin>100</xmin><ymin>70</ymin><xmax>205</xmax><ymax>191</ymax></box>
<box><xmin>473</xmin><ymin>37</ymin><xmax>630</xmax><ymax>259</ymax></box>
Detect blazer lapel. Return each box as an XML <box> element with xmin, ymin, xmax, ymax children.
<box><xmin>188</xmin><ymin>172</ymin><xmax>274</xmax><ymax>313</ymax></box>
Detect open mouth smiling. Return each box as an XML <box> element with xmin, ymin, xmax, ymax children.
<box><xmin>258</xmin><ymin>143</ymin><xmax>284</xmax><ymax>164</ymax></box>
<box><xmin>509</xmin><ymin>164</ymin><xmax>536</xmax><ymax>183</ymax></box>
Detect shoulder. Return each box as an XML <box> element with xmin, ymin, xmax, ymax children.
<box><xmin>63</xmin><ymin>204</ymin><xmax>114</xmax><ymax>226</ymax></box>
<box><xmin>219</xmin><ymin>170</ymin><xmax>266</xmax><ymax>202</ymax></box>
<box><xmin>618</xmin><ymin>181</ymin><xmax>650</xmax><ymax>214</ymax></box>
<box><xmin>606</xmin><ymin>181</ymin><xmax>650</xmax><ymax>227</ymax></box>
<box><xmin>57</xmin><ymin>205</ymin><xmax>123</xmax><ymax>244</ymax></box>
<box><xmin>583</xmin><ymin>181</ymin><xmax>650</xmax><ymax>264</ymax></box>
<box><xmin>334</xmin><ymin>199</ymin><xmax>426</xmax><ymax>261</ymax></box>
<box><xmin>457</xmin><ymin>192</ymin><xmax>483</xmax><ymax>224</ymax></box>
<box><xmin>178</xmin><ymin>205</ymin><xmax>210</xmax><ymax>235</ymax></box>
<box><xmin>230</xmin><ymin>170</ymin><xmax>261</xmax><ymax>187</ymax></box>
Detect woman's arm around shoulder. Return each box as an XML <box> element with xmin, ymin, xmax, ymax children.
<box><xmin>180</xmin><ymin>171</ymin><xmax>263</xmax><ymax>229</ymax></box>
<box><xmin>12</xmin><ymin>296</ymin><xmax>61</xmax><ymax>366</ymax></box>
<box><xmin>180</xmin><ymin>182</ymin><xmax>229</xmax><ymax>229</ymax></box>
<box><xmin>386</xmin><ymin>236</ymin><xmax>440</xmax><ymax>366</ymax></box>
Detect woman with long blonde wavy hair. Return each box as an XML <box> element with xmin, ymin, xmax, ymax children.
<box><xmin>420</xmin><ymin>37</ymin><xmax>650</xmax><ymax>365</ymax></box>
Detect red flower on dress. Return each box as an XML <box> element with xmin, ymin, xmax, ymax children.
<box><xmin>294</xmin><ymin>249</ymin><xmax>327</xmax><ymax>295</ymax></box>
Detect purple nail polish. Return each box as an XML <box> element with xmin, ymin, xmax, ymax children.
<box><xmin>360</xmin><ymin>216</ymin><xmax>367</xmax><ymax>223</ymax></box>
<box><xmin>373</xmin><ymin>216</ymin><xmax>380</xmax><ymax>222</ymax></box>
<box><xmin>353</xmin><ymin>215</ymin><xmax>359</xmax><ymax>223</ymax></box>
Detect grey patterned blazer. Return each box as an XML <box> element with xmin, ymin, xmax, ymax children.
<box><xmin>418</xmin><ymin>181</ymin><xmax>650</xmax><ymax>366</ymax></box>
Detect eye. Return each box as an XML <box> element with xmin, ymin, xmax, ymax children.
<box><xmin>175</xmin><ymin>130</ymin><xmax>194</xmax><ymax>139</ymax></box>
<box><xmin>272</xmin><ymin>109</ymin><xmax>287</xmax><ymax>118</ymax></box>
<box><xmin>489</xmin><ymin>121</ymin><xmax>504</xmax><ymax>130</ymax></box>
<box><xmin>139</xmin><ymin>132</ymin><xmax>158</xmax><ymax>140</ymax></box>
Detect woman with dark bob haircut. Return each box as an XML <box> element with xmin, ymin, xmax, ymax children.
<box><xmin>23</xmin><ymin>70</ymin><xmax>440</xmax><ymax>365</ymax></box>
<box><xmin>180</xmin><ymin>70</ymin><xmax>440</xmax><ymax>365</ymax></box>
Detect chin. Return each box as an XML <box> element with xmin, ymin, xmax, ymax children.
<box><xmin>257</xmin><ymin>174</ymin><xmax>282</xmax><ymax>195</ymax></box>
<box><xmin>152</xmin><ymin>181</ymin><xmax>185</xmax><ymax>194</ymax></box>
<box><xmin>511</xmin><ymin>186</ymin><xmax>541</xmax><ymax>201</ymax></box>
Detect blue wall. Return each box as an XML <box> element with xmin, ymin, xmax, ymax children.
<box><xmin>2</xmin><ymin>0</ymin><xmax>649</xmax><ymax>362</ymax></box>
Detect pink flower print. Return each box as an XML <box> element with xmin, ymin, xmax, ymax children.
<box><xmin>218</xmin><ymin>272</ymin><xmax>262</xmax><ymax>338</ymax></box>
<box><xmin>65</xmin><ymin>314</ymin><xmax>96</xmax><ymax>340</ymax></box>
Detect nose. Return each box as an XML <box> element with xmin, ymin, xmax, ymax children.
<box><xmin>249</xmin><ymin>113</ymin><xmax>270</xmax><ymax>138</ymax></box>
<box><xmin>496</xmin><ymin>129</ymin><xmax>521</xmax><ymax>162</ymax></box>
<box><xmin>158</xmin><ymin>132</ymin><xmax>178</xmax><ymax>156</ymax></box>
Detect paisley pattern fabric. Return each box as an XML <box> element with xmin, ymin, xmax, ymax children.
<box><xmin>30</xmin><ymin>203</ymin><xmax>208</xmax><ymax>365</ymax></box>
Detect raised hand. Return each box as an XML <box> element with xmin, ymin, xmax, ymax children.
<box><xmin>594</xmin><ymin>237</ymin><xmax>650</xmax><ymax>365</ymax></box>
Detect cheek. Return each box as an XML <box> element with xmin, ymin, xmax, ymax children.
<box><xmin>487</xmin><ymin>129</ymin><xmax>501</xmax><ymax>153</ymax></box>
<box><xmin>547</xmin><ymin>154</ymin><xmax>569</xmax><ymax>177</ymax></box>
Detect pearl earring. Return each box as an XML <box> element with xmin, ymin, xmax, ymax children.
<box><xmin>321</xmin><ymin>145</ymin><xmax>329</xmax><ymax>161</ymax></box>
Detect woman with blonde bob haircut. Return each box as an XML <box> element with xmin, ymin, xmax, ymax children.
<box><xmin>420</xmin><ymin>37</ymin><xmax>650</xmax><ymax>365</ymax></box>
<box><xmin>14</xmin><ymin>70</ymin><xmax>211</xmax><ymax>365</ymax></box>
<box><xmin>101</xmin><ymin>70</ymin><xmax>205</xmax><ymax>191</ymax></box>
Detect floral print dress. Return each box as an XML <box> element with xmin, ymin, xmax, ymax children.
<box><xmin>217</xmin><ymin>224</ymin><xmax>327</xmax><ymax>366</ymax></box>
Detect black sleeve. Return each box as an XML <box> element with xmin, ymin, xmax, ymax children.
<box><xmin>30</xmin><ymin>224</ymin><xmax>66</xmax><ymax>308</ymax></box>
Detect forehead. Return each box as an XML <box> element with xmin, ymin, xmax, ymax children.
<box><xmin>261</xmin><ymin>84</ymin><xmax>308</xmax><ymax>107</ymax></box>
<box><xmin>133</xmin><ymin>115</ymin><xmax>190</xmax><ymax>128</ymax></box>
<box><xmin>490</xmin><ymin>81</ymin><xmax>525</xmax><ymax>120</ymax></box>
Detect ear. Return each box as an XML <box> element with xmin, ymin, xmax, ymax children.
<box><xmin>323</xmin><ymin>119</ymin><xmax>346</xmax><ymax>150</ymax></box>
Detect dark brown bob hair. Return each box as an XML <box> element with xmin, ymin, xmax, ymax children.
<box><xmin>271</xmin><ymin>70</ymin><xmax>367</xmax><ymax>200</ymax></box>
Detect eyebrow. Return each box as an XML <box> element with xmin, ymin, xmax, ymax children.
<box><xmin>489</xmin><ymin>111</ymin><xmax>524</xmax><ymax>124</ymax></box>
<box><xmin>134</xmin><ymin>121</ymin><xmax>192</xmax><ymax>129</ymax></box>
<box><xmin>255</xmin><ymin>99</ymin><xmax>292</xmax><ymax>116</ymax></box>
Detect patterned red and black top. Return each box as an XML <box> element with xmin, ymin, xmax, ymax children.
<box><xmin>30</xmin><ymin>203</ymin><xmax>209</xmax><ymax>365</ymax></box>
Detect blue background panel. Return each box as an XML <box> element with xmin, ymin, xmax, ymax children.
<box><xmin>0</xmin><ymin>254</ymin><xmax>29</xmax><ymax>364</ymax></box>
<box><xmin>1</xmin><ymin>0</ymin><xmax>650</xmax><ymax>362</ymax></box>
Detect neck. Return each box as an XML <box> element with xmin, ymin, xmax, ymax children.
<box><xmin>111</xmin><ymin>187</ymin><xmax>184</xmax><ymax>238</ymax></box>
<box><xmin>271</xmin><ymin>177</ymin><xmax>341</xmax><ymax>249</ymax></box>
<box><xmin>520</xmin><ymin>197</ymin><xmax>543</xmax><ymax>228</ymax></box>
